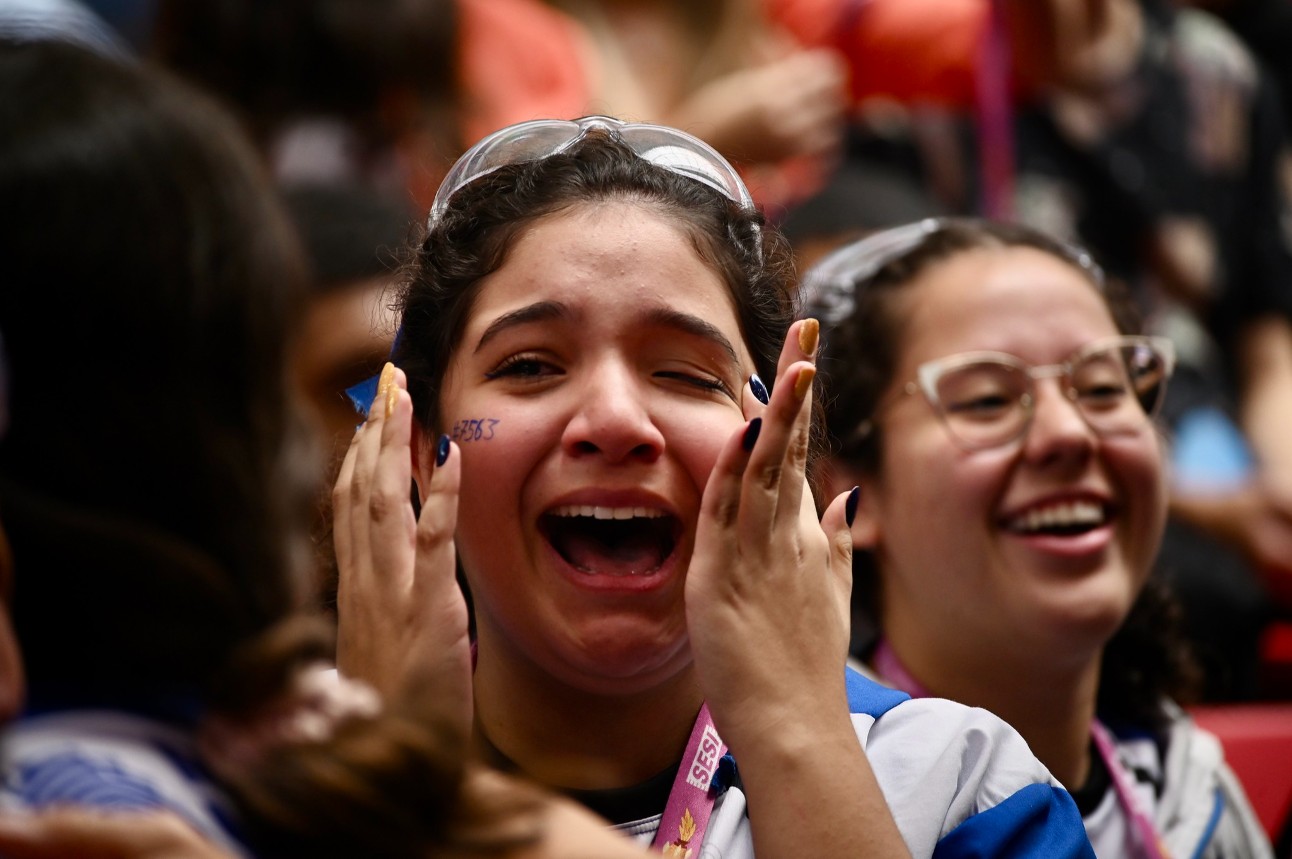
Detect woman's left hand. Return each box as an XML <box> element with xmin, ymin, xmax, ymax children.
<box><xmin>685</xmin><ymin>319</ymin><xmax>909</xmax><ymax>858</ymax></box>
<box><xmin>685</xmin><ymin>318</ymin><xmax>854</xmax><ymax>747</ymax></box>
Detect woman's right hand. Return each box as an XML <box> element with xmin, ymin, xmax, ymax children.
<box><xmin>333</xmin><ymin>363</ymin><xmax>472</xmax><ymax>734</ymax></box>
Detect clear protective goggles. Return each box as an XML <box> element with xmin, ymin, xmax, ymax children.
<box><xmin>798</xmin><ymin>217</ymin><xmax>1105</xmax><ymax>327</ymax></box>
<box><xmin>427</xmin><ymin>115</ymin><xmax>757</xmax><ymax>227</ymax></box>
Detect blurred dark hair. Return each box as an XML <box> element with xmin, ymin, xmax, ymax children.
<box><xmin>0</xmin><ymin>39</ymin><xmax>317</xmax><ymax>705</ymax></box>
<box><xmin>282</xmin><ymin>181</ymin><xmax>416</xmax><ymax>295</ymax></box>
<box><xmin>0</xmin><ymin>39</ymin><xmax>551</xmax><ymax>858</ymax></box>
<box><xmin>811</xmin><ymin>218</ymin><xmax>1199</xmax><ymax>726</ymax></box>
<box><xmin>152</xmin><ymin>0</ymin><xmax>458</xmax><ymax>154</ymax></box>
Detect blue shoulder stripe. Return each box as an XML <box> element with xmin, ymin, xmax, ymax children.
<box><xmin>15</xmin><ymin>753</ymin><xmax>166</xmax><ymax>810</ymax></box>
<box><xmin>932</xmin><ymin>782</ymin><xmax>1095</xmax><ymax>858</ymax></box>
<box><xmin>1188</xmin><ymin>786</ymin><xmax>1224</xmax><ymax>859</ymax></box>
<box><xmin>845</xmin><ymin>665</ymin><xmax>909</xmax><ymax>718</ymax></box>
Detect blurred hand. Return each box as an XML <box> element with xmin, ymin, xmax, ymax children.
<box><xmin>0</xmin><ymin>809</ymin><xmax>233</xmax><ymax>859</ymax></box>
<box><xmin>1174</xmin><ymin>481</ymin><xmax>1292</xmax><ymax>609</ymax></box>
<box><xmin>671</xmin><ymin>49</ymin><xmax>848</xmax><ymax>166</ymax></box>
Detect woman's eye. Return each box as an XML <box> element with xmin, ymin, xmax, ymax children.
<box><xmin>485</xmin><ymin>354</ymin><xmax>560</xmax><ymax>380</ymax></box>
<box><xmin>656</xmin><ymin>371</ymin><xmax>733</xmax><ymax>398</ymax></box>
<box><xmin>1078</xmin><ymin>382</ymin><xmax>1129</xmax><ymax>406</ymax></box>
<box><xmin>947</xmin><ymin>394</ymin><xmax>1014</xmax><ymax>418</ymax></box>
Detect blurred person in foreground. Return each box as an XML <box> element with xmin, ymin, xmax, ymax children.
<box><xmin>0</xmin><ymin>38</ymin><xmax>652</xmax><ymax>859</ymax></box>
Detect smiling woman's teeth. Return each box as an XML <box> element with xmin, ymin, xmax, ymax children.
<box><xmin>1010</xmin><ymin>501</ymin><xmax>1105</xmax><ymax>534</ymax></box>
<box><xmin>550</xmin><ymin>505</ymin><xmax>664</xmax><ymax>521</ymax></box>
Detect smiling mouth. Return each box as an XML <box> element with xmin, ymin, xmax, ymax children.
<box><xmin>1002</xmin><ymin>500</ymin><xmax>1110</xmax><ymax>537</ymax></box>
<box><xmin>541</xmin><ymin>505</ymin><xmax>681</xmax><ymax>576</ymax></box>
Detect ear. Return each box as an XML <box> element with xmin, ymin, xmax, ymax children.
<box><xmin>815</xmin><ymin>456</ymin><xmax>882</xmax><ymax>550</ymax></box>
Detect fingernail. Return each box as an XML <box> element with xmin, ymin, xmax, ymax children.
<box><xmin>846</xmin><ymin>486</ymin><xmax>860</xmax><ymax>527</ymax></box>
<box><xmin>749</xmin><ymin>374</ymin><xmax>770</xmax><ymax>405</ymax></box>
<box><xmin>798</xmin><ymin>318</ymin><xmax>820</xmax><ymax>356</ymax></box>
<box><xmin>384</xmin><ymin>382</ymin><xmax>398</xmax><ymax>419</ymax></box>
<box><xmin>436</xmin><ymin>434</ymin><xmax>451</xmax><ymax>466</ymax></box>
<box><xmin>794</xmin><ymin>366</ymin><xmax>816</xmax><ymax>401</ymax></box>
<box><xmin>372</xmin><ymin>359</ymin><xmax>395</xmax><ymax>413</ymax></box>
<box><xmin>742</xmin><ymin>418</ymin><xmax>762</xmax><ymax>451</ymax></box>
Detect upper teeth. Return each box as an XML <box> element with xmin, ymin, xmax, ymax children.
<box><xmin>551</xmin><ymin>505</ymin><xmax>665</xmax><ymax>521</ymax></box>
<box><xmin>1012</xmin><ymin>501</ymin><xmax>1104</xmax><ymax>532</ymax></box>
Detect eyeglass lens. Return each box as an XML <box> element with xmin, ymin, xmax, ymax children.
<box><xmin>934</xmin><ymin>341</ymin><xmax>1170</xmax><ymax>448</ymax></box>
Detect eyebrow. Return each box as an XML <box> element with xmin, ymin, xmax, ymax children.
<box><xmin>473</xmin><ymin>300</ymin><xmax>570</xmax><ymax>354</ymax></box>
<box><xmin>472</xmin><ymin>302</ymin><xmax>741</xmax><ymax>366</ymax></box>
<box><xmin>644</xmin><ymin>306</ymin><xmax>741</xmax><ymax>366</ymax></box>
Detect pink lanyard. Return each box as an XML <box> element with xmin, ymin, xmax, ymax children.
<box><xmin>1090</xmin><ymin>720</ymin><xmax>1171</xmax><ymax>859</ymax></box>
<box><xmin>650</xmin><ymin>703</ymin><xmax>728</xmax><ymax>855</ymax></box>
<box><xmin>873</xmin><ymin>640</ymin><xmax>1170</xmax><ymax>859</ymax></box>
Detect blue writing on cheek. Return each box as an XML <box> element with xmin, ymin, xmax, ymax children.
<box><xmin>450</xmin><ymin>418</ymin><xmax>500</xmax><ymax>442</ymax></box>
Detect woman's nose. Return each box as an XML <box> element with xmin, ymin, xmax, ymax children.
<box><xmin>561</xmin><ymin>362</ymin><xmax>664</xmax><ymax>463</ymax></box>
<box><xmin>1021</xmin><ymin>379</ymin><xmax>1096</xmax><ymax>466</ymax></box>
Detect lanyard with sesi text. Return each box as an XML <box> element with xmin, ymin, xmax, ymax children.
<box><xmin>651</xmin><ymin>702</ymin><xmax>728</xmax><ymax>856</ymax></box>
<box><xmin>875</xmin><ymin>639</ymin><xmax>1170</xmax><ymax>859</ymax></box>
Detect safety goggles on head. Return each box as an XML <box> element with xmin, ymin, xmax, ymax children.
<box><xmin>798</xmin><ymin>217</ymin><xmax>1105</xmax><ymax>328</ymax></box>
<box><xmin>427</xmin><ymin>115</ymin><xmax>758</xmax><ymax>227</ymax></box>
<box><xmin>868</xmin><ymin>335</ymin><xmax>1175</xmax><ymax>451</ymax></box>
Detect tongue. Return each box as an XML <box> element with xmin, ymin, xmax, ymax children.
<box><xmin>559</xmin><ymin>529</ymin><xmax>666</xmax><ymax>575</ymax></box>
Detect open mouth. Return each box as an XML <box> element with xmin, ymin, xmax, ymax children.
<box><xmin>540</xmin><ymin>505</ymin><xmax>681</xmax><ymax>576</ymax></box>
<box><xmin>1002</xmin><ymin>500</ymin><xmax>1110</xmax><ymax>537</ymax></box>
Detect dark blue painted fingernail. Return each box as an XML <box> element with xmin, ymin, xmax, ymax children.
<box><xmin>749</xmin><ymin>374</ymin><xmax>770</xmax><ymax>405</ymax></box>
<box><xmin>436</xmin><ymin>434</ymin><xmax>451</xmax><ymax>466</ymax></box>
<box><xmin>845</xmin><ymin>486</ymin><xmax>860</xmax><ymax>527</ymax></box>
<box><xmin>742</xmin><ymin>418</ymin><xmax>762</xmax><ymax>451</ymax></box>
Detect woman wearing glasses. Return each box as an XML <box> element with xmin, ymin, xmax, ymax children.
<box><xmin>336</xmin><ymin>118</ymin><xmax>1095</xmax><ymax>857</ymax></box>
<box><xmin>806</xmin><ymin>218</ymin><xmax>1271</xmax><ymax>858</ymax></box>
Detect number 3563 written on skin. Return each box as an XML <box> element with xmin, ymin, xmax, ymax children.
<box><xmin>450</xmin><ymin>418</ymin><xmax>499</xmax><ymax>442</ymax></box>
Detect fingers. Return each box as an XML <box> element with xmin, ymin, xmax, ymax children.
<box><xmin>367</xmin><ymin>368</ymin><xmax>418</xmax><ymax>594</ymax></box>
<box><xmin>347</xmin><ymin>363</ymin><xmax>398</xmax><ymax>575</ymax></box>
<box><xmin>699</xmin><ymin>416</ymin><xmax>765</xmax><ymax>537</ymax></box>
<box><xmin>742</xmin><ymin>319</ymin><xmax>819</xmax><ymax>535</ymax></box>
<box><xmin>412</xmin><ymin>433</ymin><xmax>461</xmax><ymax>606</ymax></box>
<box><xmin>819</xmin><ymin>486</ymin><xmax>859</xmax><ymax>598</ymax></box>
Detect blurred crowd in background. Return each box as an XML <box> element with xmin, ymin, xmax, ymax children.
<box><xmin>27</xmin><ymin>0</ymin><xmax>1288</xmax><ymax>703</ymax></box>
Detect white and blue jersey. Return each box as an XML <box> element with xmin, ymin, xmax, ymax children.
<box><xmin>613</xmin><ymin>669</ymin><xmax>1095</xmax><ymax>858</ymax></box>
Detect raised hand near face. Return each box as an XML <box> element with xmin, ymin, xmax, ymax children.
<box><xmin>333</xmin><ymin>363</ymin><xmax>472</xmax><ymax>736</ymax></box>
<box><xmin>685</xmin><ymin>318</ymin><xmax>855</xmax><ymax>744</ymax></box>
